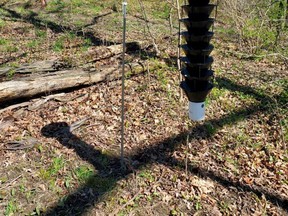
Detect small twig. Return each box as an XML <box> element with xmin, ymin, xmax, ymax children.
<box><xmin>70</xmin><ymin>117</ymin><xmax>91</xmax><ymax>132</ymax></box>
<box><xmin>0</xmin><ymin>93</ymin><xmax>67</xmax><ymax>114</ymax></box>
<box><xmin>137</xmin><ymin>0</ymin><xmax>160</xmax><ymax>55</ymax></box>
<box><xmin>185</xmin><ymin>132</ymin><xmax>189</xmax><ymax>177</ymax></box>
<box><xmin>0</xmin><ymin>174</ymin><xmax>22</xmax><ymax>190</ymax></box>
<box><xmin>0</xmin><ymin>102</ymin><xmax>31</xmax><ymax>114</ymax></box>
<box><xmin>4</xmin><ymin>138</ymin><xmax>39</xmax><ymax>151</ymax></box>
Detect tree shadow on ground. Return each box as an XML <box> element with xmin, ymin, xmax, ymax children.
<box><xmin>41</xmin><ymin>77</ymin><xmax>287</xmax><ymax>215</ymax></box>
<box><xmin>0</xmin><ymin>5</ymin><xmax>115</xmax><ymax>46</ymax></box>
<box><xmin>0</xmin><ymin>4</ymin><xmax>160</xmax><ymax>63</ymax></box>
<box><xmin>41</xmin><ymin>122</ymin><xmax>122</xmax><ymax>215</ymax></box>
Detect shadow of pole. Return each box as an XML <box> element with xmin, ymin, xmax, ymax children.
<box><xmin>41</xmin><ymin>78</ymin><xmax>287</xmax><ymax>215</ymax></box>
<box><xmin>41</xmin><ymin>122</ymin><xmax>128</xmax><ymax>216</ymax></box>
<box><xmin>165</xmin><ymin>155</ymin><xmax>288</xmax><ymax>211</ymax></box>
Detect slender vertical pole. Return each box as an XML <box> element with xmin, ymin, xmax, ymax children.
<box><xmin>176</xmin><ymin>0</ymin><xmax>183</xmax><ymax>101</ymax></box>
<box><xmin>121</xmin><ymin>1</ymin><xmax>127</xmax><ymax>169</ymax></box>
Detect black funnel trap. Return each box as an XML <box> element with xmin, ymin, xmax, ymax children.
<box><xmin>188</xmin><ymin>0</ymin><xmax>210</xmax><ymax>6</ymax></box>
<box><xmin>182</xmin><ymin>67</ymin><xmax>214</xmax><ymax>81</ymax></box>
<box><xmin>181</xmin><ymin>56</ymin><xmax>213</xmax><ymax>70</ymax></box>
<box><xmin>180</xmin><ymin>18</ymin><xmax>214</xmax><ymax>35</ymax></box>
<box><xmin>181</xmin><ymin>31</ymin><xmax>214</xmax><ymax>49</ymax></box>
<box><xmin>181</xmin><ymin>44</ymin><xmax>214</xmax><ymax>57</ymax></box>
<box><xmin>182</xmin><ymin>4</ymin><xmax>216</xmax><ymax>21</ymax></box>
<box><xmin>179</xmin><ymin>0</ymin><xmax>216</xmax><ymax>120</ymax></box>
<box><xmin>181</xmin><ymin>81</ymin><xmax>213</xmax><ymax>102</ymax></box>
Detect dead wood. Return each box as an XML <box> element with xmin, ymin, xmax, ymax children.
<box><xmin>87</xmin><ymin>44</ymin><xmax>123</xmax><ymax>62</ymax></box>
<box><xmin>0</xmin><ymin>61</ymin><xmax>154</xmax><ymax>103</ymax></box>
<box><xmin>0</xmin><ymin>67</ymin><xmax>12</xmax><ymax>77</ymax></box>
<box><xmin>4</xmin><ymin>137</ymin><xmax>39</xmax><ymax>151</ymax></box>
<box><xmin>14</xmin><ymin>60</ymin><xmax>67</xmax><ymax>74</ymax></box>
<box><xmin>0</xmin><ymin>44</ymin><xmax>125</xmax><ymax>78</ymax></box>
<box><xmin>0</xmin><ymin>116</ymin><xmax>14</xmax><ymax>130</ymax></box>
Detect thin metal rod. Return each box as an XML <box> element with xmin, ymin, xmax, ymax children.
<box><xmin>176</xmin><ymin>0</ymin><xmax>183</xmax><ymax>100</ymax></box>
<box><xmin>121</xmin><ymin>1</ymin><xmax>127</xmax><ymax>168</ymax></box>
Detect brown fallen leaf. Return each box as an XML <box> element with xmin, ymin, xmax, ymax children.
<box><xmin>242</xmin><ymin>176</ymin><xmax>254</xmax><ymax>185</ymax></box>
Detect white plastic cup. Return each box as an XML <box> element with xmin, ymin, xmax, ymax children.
<box><xmin>189</xmin><ymin>101</ymin><xmax>205</xmax><ymax>121</ymax></box>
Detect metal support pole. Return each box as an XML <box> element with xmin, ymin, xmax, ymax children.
<box><xmin>121</xmin><ymin>1</ymin><xmax>127</xmax><ymax>169</ymax></box>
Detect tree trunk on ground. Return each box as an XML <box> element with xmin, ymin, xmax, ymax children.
<box><xmin>0</xmin><ymin>44</ymin><xmax>124</xmax><ymax>78</ymax></box>
<box><xmin>0</xmin><ymin>43</ymin><xmax>148</xmax><ymax>103</ymax></box>
<box><xmin>0</xmin><ymin>61</ymin><xmax>152</xmax><ymax>103</ymax></box>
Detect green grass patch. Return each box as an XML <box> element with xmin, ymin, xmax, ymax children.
<box><xmin>53</xmin><ymin>36</ymin><xmax>66</xmax><ymax>52</ymax></box>
<box><xmin>209</xmin><ymin>87</ymin><xmax>228</xmax><ymax>100</ymax></box>
<box><xmin>74</xmin><ymin>165</ymin><xmax>94</xmax><ymax>182</ymax></box>
<box><xmin>0</xmin><ymin>38</ymin><xmax>18</xmax><ymax>53</ymax></box>
<box><xmin>233</xmin><ymin>91</ymin><xmax>256</xmax><ymax>102</ymax></box>
<box><xmin>5</xmin><ymin>199</ymin><xmax>18</xmax><ymax>216</ymax></box>
<box><xmin>52</xmin><ymin>32</ymin><xmax>84</xmax><ymax>51</ymax></box>
<box><xmin>151</xmin><ymin>3</ymin><xmax>170</xmax><ymax>20</ymax></box>
<box><xmin>45</xmin><ymin>0</ymin><xmax>66</xmax><ymax>13</ymax></box>
<box><xmin>217</xmin><ymin>26</ymin><xmax>237</xmax><ymax>37</ymax></box>
<box><xmin>0</xmin><ymin>18</ymin><xmax>6</xmax><ymax>28</ymax></box>
<box><xmin>39</xmin><ymin>156</ymin><xmax>66</xmax><ymax>180</ymax></box>
<box><xmin>138</xmin><ymin>170</ymin><xmax>155</xmax><ymax>182</ymax></box>
<box><xmin>156</xmin><ymin>69</ymin><xmax>168</xmax><ymax>87</ymax></box>
<box><xmin>0</xmin><ymin>38</ymin><xmax>8</xmax><ymax>46</ymax></box>
<box><xmin>6</xmin><ymin>68</ymin><xmax>16</xmax><ymax>80</ymax></box>
<box><xmin>4</xmin><ymin>46</ymin><xmax>18</xmax><ymax>53</ymax></box>
<box><xmin>51</xmin><ymin>157</ymin><xmax>66</xmax><ymax>175</ymax></box>
<box><xmin>35</xmin><ymin>29</ymin><xmax>47</xmax><ymax>38</ymax></box>
<box><xmin>74</xmin><ymin>164</ymin><xmax>116</xmax><ymax>192</ymax></box>
<box><xmin>27</xmin><ymin>40</ymin><xmax>40</xmax><ymax>49</ymax></box>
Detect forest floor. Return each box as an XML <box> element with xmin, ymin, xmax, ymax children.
<box><xmin>0</xmin><ymin>0</ymin><xmax>287</xmax><ymax>215</ymax></box>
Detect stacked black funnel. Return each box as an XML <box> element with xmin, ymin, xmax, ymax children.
<box><xmin>180</xmin><ymin>0</ymin><xmax>216</xmax><ymax>121</ymax></box>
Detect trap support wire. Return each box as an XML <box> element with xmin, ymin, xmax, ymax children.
<box><xmin>121</xmin><ymin>0</ymin><xmax>127</xmax><ymax>168</ymax></box>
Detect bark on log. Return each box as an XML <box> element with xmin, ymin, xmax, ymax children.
<box><xmin>86</xmin><ymin>44</ymin><xmax>123</xmax><ymax>62</ymax></box>
<box><xmin>14</xmin><ymin>60</ymin><xmax>67</xmax><ymax>74</ymax></box>
<box><xmin>0</xmin><ymin>67</ymin><xmax>11</xmax><ymax>77</ymax></box>
<box><xmin>0</xmin><ymin>61</ymin><xmax>152</xmax><ymax>103</ymax></box>
<box><xmin>1</xmin><ymin>44</ymin><xmax>124</xmax><ymax>78</ymax></box>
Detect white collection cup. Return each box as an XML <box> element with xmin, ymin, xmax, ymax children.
<box><xmin>189</xmin><ymin>101</ymin><xmax>205</xmax><ymax>121</ymax></box>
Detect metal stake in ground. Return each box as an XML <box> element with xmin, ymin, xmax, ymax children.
<box><xmin>121</xmin><ymin>0</ymin><xmax>127</xmax><ymax>169</ymax></box>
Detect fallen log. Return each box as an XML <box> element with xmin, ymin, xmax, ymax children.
<box><xmin>0</xmin><ymin>61</ymin><xmax>155</xmax><ymax>103</ymax></box>
<box><xmin>14</xmin><ymin>60</ymin><xmax>67</xmax><ymax>74</ymax></box>
<box><xmin>1</xmin><ymin>43</ymin><xmax>125</xmax><ymax>78</ymax></box>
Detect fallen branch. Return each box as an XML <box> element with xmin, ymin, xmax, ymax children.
<box><xmin>0</xmin><ymin>174</ymin><xmax>22</xmax><ymax>190</ymax></box>
<box><xmin>0</xmin><ymin>60</ymin><xmax>158</xmax><ymax>105</ymax></box>
<box><xmin>4</xmin><ymin>137</ymin><xmax>39</xmax><ymax>151</ymax></box>
<box><xmin>70</xmin><ymin>117</ymin><xmax>91</xmax><ymax>132</ymax></box>
<box><xmin>0</xmin><ymin>94</ymin><xmax>67</xmax><ymax>114</ymax></box>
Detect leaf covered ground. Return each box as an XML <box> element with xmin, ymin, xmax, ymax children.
<box><xmin>0</xmin><ymin>0</ymin><xmax>287</xmax><ymax>215</ymax></box>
